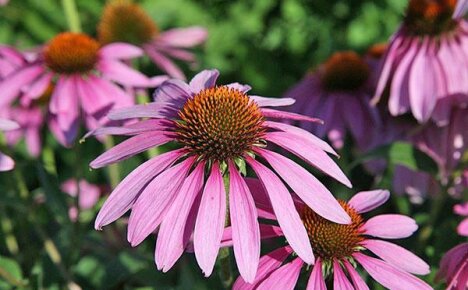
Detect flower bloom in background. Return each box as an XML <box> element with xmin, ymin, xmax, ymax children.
<box><xmin>453</xmin><ymin>0</ymin><xmax>468</xmax><ymax>18</ymax></box>
<box><xmin>0</xmin><ymin>33</ymin><xmax>166</xmax><ymax>147</ymax></box>
<box><xmin>231</xmin><ymin>186</ymin><xmax>431</xmax><ymax>290</ymax></box>
<box><xmin>0</xmin><ymin>119</ymin><xmax>19</xmax><ymax>171</ymax></box>
<box><xmin>454</xmin><ymin>202</ymin><xmax>468</xmax><ymax>236</ymax></box>
<box><xmin>98</xmin><ymin>0</ymin><xmax>207</xmax><ymax>80</ymax></box>
<box><xmin>373</xmin><ymin>0</ymin><xmax>468</xmax><ymax>124</ymax></box>
<box><xmin>437</xmin><ymin>243</ymin><xmax>468</xmax><ymax>290</ymax></box>
<box><xmin>89</xmin><ymin>69</ymin><xmax>353</xmax><ymax>282</ymax></box>
<box><xmin>285</xmin><ymin>51</ymin><xmax>379</xmax><ymax>149</ymax></box>
<box><xmin>61</xmin><ymin>179</ymin><xmax>102</xmax><ymax>222</ymax></box>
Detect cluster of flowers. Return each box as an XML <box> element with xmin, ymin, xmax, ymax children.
<box><xmin>0</xmin><ymin>0</ymin><xmax>467</xmax><ymax>289</ymax></box>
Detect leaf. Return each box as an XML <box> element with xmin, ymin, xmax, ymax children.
<box><xmin>0</xmin><ymin>256</ymin><xmax>27</xmax><ymax>288</ymax></box>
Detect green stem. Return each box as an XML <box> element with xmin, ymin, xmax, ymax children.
<box><xmin>61</xmin><ymin>0</ymin><xmax>82</xmax><ymax>32</ymax></box>
<box><xmin>218</xmin><ymin>172</ymin><xmax>232</xmax><ymax>289</ymax></box>
<box><xmin>418</xmin><ymin>187</ymin><xmax>447</xmax><ymax>250</ymax></box>
<box><xmin>104</xmin><ymin>137</ymin><xmax>120</xmax><ymax>189</ymax></box>
<box><xmin>1</xmin><ymin>212</ymin><xmax>19</xmax><ymax>255</ymax></box>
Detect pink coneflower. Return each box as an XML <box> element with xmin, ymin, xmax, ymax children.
<box><xmin>373</xmin><ymin>0</ymin><xmax>468</xmax><ymax>124</ymax></box>
<box><xmin>437</xmin><ymin>243</ymin><xmax>468</xmax><ymax>290</ymax></box>
<box><xmin>230</xmin><ymin>185</ymin><xmax>431</xmax><ymax>290</ymax></box>
<box><xmin>0</xmin><ymin>119</ymin><xmax>19</xmax><ymax>171</ymax></box>
<box><xmin>97</xmin><ymin>0</ymin><xmax>207</xmax><ymax>80</ymax></box>
<box><xmin>285</xmin><ymin>51</ymin><xmax>379</xmax><ymax>149</ymax></box>
<box><xmin>89</xmin><ymin>69</ymin><xmax>352</xmax><ymax>282</ymax></box>
<box><xmin>61</xmin><ymin>179</ymin><xmax>102</xmax><ymax>222</ymax></box>
<box><xmin>454</xmin><ymin>202</ymin><xmax>468</xmax><ymax>236</ymax></box>
<box><xmin>0</xmin><ymin>33</ymin><xmax>166</xmax><ymax>147</ymax></box>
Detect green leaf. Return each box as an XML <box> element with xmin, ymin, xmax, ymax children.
<box><xmin>0</xmin><ymin>256</ymin><xmax>27</xmax><ymax>288</ymax></box>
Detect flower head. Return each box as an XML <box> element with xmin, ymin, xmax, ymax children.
<box><xmin>89</xmin><ymin>69</ymin><xmax>352</xmax><ymax>282</ymax></box>
<box><xmin>231</xmin><ymin>186</ymin><xmax>431</xmax><ymax>290</ymax></box>
<box><xmin>97</xmin><ymin>0</ymin><xmax>207</xmax><ymax>80</ymax></box>
<box><xmin>0</xmin><ymin>119</ymin><xmax>19</xmax><ymax>171</ymax></box>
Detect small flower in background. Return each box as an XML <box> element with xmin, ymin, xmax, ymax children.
<box><xmin>0</xmin><ymin>33</ymin><xmax>167</xmax><ymax>147</ymax></box>
<box><xmin>89</xmin><ymin>69</ymin><xmax>353</xmax><ymax>282</ymax></box>
<box><xmin>0</xmin><ymin>118</ymin><xmax>19</xmax><ymax>171</ymax></box>
<box><xmin>373</xmin><ymin>0</ymin><xmax>468</xmax><ymax>124</ymax></box>
<box><xmin>284</xmin><ymin>51</ymin><xmax>379</xmax><ymax>150</ymax></box>
<box><xmin>61</xmin><ymin>179</ymin><xmax>102</xmax><ymax>222</ymax></box>
<box><xmin>231</xmin><ymin>185</ymin><xmax>431</xmax><ymax>290</ymax></box>
<box><xmin>454</xmin><ymin>202</ymin><xmax>468</xmax><ymax>236</ymax></box>
<box><xmin>436</xmin><ymin>243</ymin><xmax>468</xmax><ymax>290</ymax></box>
<box><xmin>98</xmin><ymin>0</ymin><xmax>208</xmax><ymax>80</ymax></box>
<box><xmin>453</xmin><ymin>0</ymin><xmax>468</xmax><ymax>18</ymax></box>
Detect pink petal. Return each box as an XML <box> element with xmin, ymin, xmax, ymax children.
<box><xmin>90</xmin><ymin>131</ymin><xmax>173</xmax><ymax>168</ymax></box>
<box><xmin>257</xmin><ymin>258</ymin><xmax>303</xmax><ymax>290</ymax></box>
<box><xmin>155</xmin><ymin>163</ymin><xmax>205</xmax><ymax>272</ymax></box>
<box><xmin>153</xmin><ymin>78</ymin><xmax>192</xmax><ymax>105</ymax></box>
<box><xmin>193</xmin><ymin>162</ymin><xmax>226</xmax><ymax>277</ymax></box>
<box><xmin>49</xmin><ymin>76</ymin><xmax>79</xmax><ymax>131</ymax></box>
<box><xmin>189</xmin><ymin>69</ymin><xmax>219</xmax><ymax>93</ymax></box>
<box><xmin>23</xmin><ymin>72</ymin><xmax>52</xmax><ymax>100</ymax></box>
<box><xmin>354</xmin><ymin>253</ymin><xmax>432</xmax><ymax>290</ymax></box>
<box><xmin>458</xmin><ymin>218</ymin><xmax>468</xmax><ymax>237</ymax></box>
<box><xmin>306</xmin><ymin>259</ymin><xmax>326</xmax><ymax>290</ymax></box>
<box><xmin>266</xmin><ymin>132</ymin><xmax>352</xmax><ymax>187</ymax></box>
<box><xmin>257</xmin><ymin>148</ymin><xmax>350</xmax><ymax>224</ymax></box>
<box><xmin>94</xmin><ymin>149</ymin><xmax>184</xmax><ymax>229</ymax></box>
<box><xmin>89</xmin><ymin>119</ymin><xmax>170</xmax><ymax>137</ymax></box>
<box><xmin>220</xmin><ymin>224</ymin><xmax>283</xmax><ymax>248</ymax></box>
<box><xmin>107</xmin><ymin>102</ymin><xmax>175</xmax><ymax>120</ymax></box>
<box><xmin>100</xmin><ymin>43</ymin><xmax>143</xmax><ymax>59</ymax></box>
<box><xmin>362</xmin><ymin>214</ymin><xmax>418</xmax><ymax>239</ymax></box>
<box><xmin>0</xmin><ymin>64</ymin><xmax>43</xmax><ymax>107</ymax></box>
<box><xmin>226</xmin><ymin>83</ymin><xmax>251</xmax><ymax>92</ymax></box>
<box><xmin>0</xmin><ymin>119</ymin><xmax>19</xmax><ymax>131</ymax></box>
<box><xmin>0</xmin><ymin>152</ymin><xmax>14</xmax><ymax>171</ymax></box>
<box><xmin>233</xmin><ymin>246</ymin><xmax>292</xmax><ymax>290</ymax></box>
<box><xmin>343</xmin><ymin>260</ymin><xmax>369</xmax><ymax>290</ymax></box>
<box><xmin>453</xmin><ymin>0</ymin><xmax>468</xmax><ymax>18</ymax></box>
<box><xmin>127</xmin><ymin>157</ymin><xmax>195</xmax><ymax>246</ymax></box>
<box><xmin>247</xmin><ymin>157</ymin><xmax>314</xmax><ymax>264</ymax></box>
<box><xmin>76</xmin><ymin>77</ymin><xmax>113</xmax><ymax>115</ymax></box>
<box><xmin>261</xmin><ymin>108</ymin><xmax>324</xmax><ymax>124</ymax></box>
<box><xmin>229</xmin><ymin>161</ymin><xmax>260</xmax><ymax>282</ymax></box>
<box><xmin>333</xmin><ymin>260</ymin><xmax>354</xmax><ymax>290</ymax></box>
<box><xmin>348</xmin><ymin>190</ymin><xmax>390</xmax><ymax>214</ymax></box>
<box><xmin>157</xmin><ymin>27</ymin><xmax>208</xmax><ymax>47</ymax></box>
<box><xmin>245</xmin><ymin>178</ymin><xmax>275</xmax><ymax>219</ymax></box>
<box><xmin>250</xmin><ymin>96</ymin><xmax>295</xmax><ymax>107</ymax></box>
<box><xmin>98</xmin><ymin>59</ymin><xmax>151</xmax><ymax>87</ymax></box>
<box><xmin>363</xmin><ymin>239</ymin><xmax>430</xmax><ymax>275</ymax></box>
<box><xmin>145</xmin><ymin>47</ymin><xmax>186</xmax><ymax>80</ymax></box>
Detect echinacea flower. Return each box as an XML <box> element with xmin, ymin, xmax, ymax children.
<box><xmin>437</xmin><ymin>243</ymin><xmax>468</xmax><ymax>290</ymax></box>
<box><xmin>373</xmin><ymin>0</ymin><xmax>468</xmax><ymax>124</ymax></box>
<box><xmin>0</xmin><ymin>118</ymin><xmax>19</xmax><ymax>171</ymax></box>
<box><xmin>285</xmin><ymin>51</ymin><xmax>379</xmax><ymax>149</ymax></box>
<box><xmin>89</xmin><ymin>69</ymin><xmax>352</xmax><ymax>282</ymax></box>
<box><xmin>0</xmin><ymin>33</ymin><xmax>166</xmax><ymax>147</ymax></box>
<box><xmin>97</xmin><ymin>0</ymin><xmax>207</xmax><ymax>80</ymax></box>
<box><xmin>230</xmin><ymin>185</ymin><xmax>431</xmax><ymax>290</ymax></box>
<box><xmin>61</xmin><ymin>179</ymin><xmax>102</xmax><ymax>222</ymax></box>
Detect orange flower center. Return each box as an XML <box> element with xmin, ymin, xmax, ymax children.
<box><xmin>366</xmin><ymin>43</ymin><xmax>388</xmax><ymax>59</ymax></box>
<box><xmin>98</xmin><ymin>0</ymin><xmax>158</xmax><ymax>45</ymax></box>
<box><xmin>405</xmin><ymin>0</ymin><xmax>457</xmax><ymax>36</ymax></box>
<box><xmin>320</xmin><ymin>51</ymin><xmax>370</xmax><ymax>92</ymax></box>
<box><xmin>44</xmin><ymin>33</ymin><xmax>99</xmax><ymax>74</ymax></box>
<box><xmin>176</xmin><ymin>87</ymin><xmax>265</xmax><ymax>161</ymax></box>
<box><xmin>300</xmin><ymin>201</ymin><xmax>364</xmax><ymax>260</ymax></box>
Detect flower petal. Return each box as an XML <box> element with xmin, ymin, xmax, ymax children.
<box><xmin>220</xmin><ymin>224</ymin><xmax>283</xmax><ymax>248</ymax></box>
<box><xmin>98</xmin><ymin>59</ymin><xmax>151</xmax><ymax>87</ymax></box>
<box><xmin>100</xmin><ymin>43</ymin><xmax>143</xmax><ymax>59</ymax></box>
<box><xmin>250</xmin><ymin>96</ymin><xmax>295</xmax><ymax>107</ymax></box>
<box><xmin>189</xmin><ymin>69</ymin><xmax>219</xmax><ymax>93</ymax></box>
<box><xmin>0</xmin><ymin>152</ymin><xmax>14</xmax><ymax>171</ymax></box>
<box><xmin>257</xmin><ymin>258</ymin><xmax>303</xmax><ymax>290</ymax></box>
<box><xmin>0</xmin><ymin>64</ymin><xmax>43</xmax><ymax>108</ymax></box>
<box><xmin>334</xmin><ymin>260</ymin><xmax>354</xmax><ymax>290</ymax></box>
<box><xmin>0</xmin><ymin>119</ymin><xmax>19</xmax><ymax>131</ymax></box>
<box><xmin>343</xmin><ymin>260</ymin><xmax>369</xmax><ymax>290</ymax></box>
<box><xmin>107</xmin><ymin>102</ymin><xmax>176</xmax><ymax>120</ymax></box>
<box><xmin>306</xmin><ymin>259</ymin><xmax>326</xmax><ymax>290</ymax></box>
<box><xmin>261</xmin><ymin>108</ymin><xmax>324</xmax><ymax>123</ymax></box>
<box><xmin>348</xmin><ymin>190</ymin><xmax>390</xmax><ymax>214</ymax></box>
<box><xmin>145</xmin><ymin>47</ymin><xmax>186</xmax><ymax>80</ymax></box>
<box><xmin>157</xmin><ymin>27</ymin><xmax>208</xmax><ymax>47</ymax></box>
<box><xmin>362</xmin><ymin>214</ymin><xmax>418</xmax><ymax>239</ymax></box>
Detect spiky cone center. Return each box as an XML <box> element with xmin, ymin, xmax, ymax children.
<box><xmin>320</xmin><ymin>51</ymin><xmax>370</xmax><ymax>92</ymax></box>
<box><xmin>44</xmin><ymin>33</ymin><xmax>99</xmax><ymax>74</ymax></box>
<box><xmin>98</xmin><ymin>0</ymin><xmax>158</xmax><ymax>45</ymax></box>
<box><xmin>300</xmin><ymin>201</ymin><xmax>364</xmax><ymax>261</ymax></box>
<box><xmin>405</xmin><ymin>0</ymin><xmax>458</xmax><ymax>36</ymax></box>
<box><xmin>176</xmin><ymin>86</ymin><xmax>265</xmax><ymax>162</ymax></box>
<box><xmin>366</xmin><ymin>42</ymin><xmax>388</xmax><ymax>59</ymax></box>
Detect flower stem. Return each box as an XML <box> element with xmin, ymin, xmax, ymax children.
<box><xmin>61</xmin><ymin>0</ymin><xmax>82</xmax><ymax>33</ymax></box>
<box><xmin>218</xmin><ymin>172</ymin><xmax>233</xmax><ymax>289</ymax></box>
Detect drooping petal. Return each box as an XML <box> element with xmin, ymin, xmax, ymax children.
<box><xmin>256</xmin><ymin>258</ymin><xmax>303</xmax><ymax>290</ymax></box>
<box><xmin>189</xmin><ymin>69</ymin><xmax>219</xmax><ymax>93</ymax></box>
<box><xmin>256</xmin><ymin>148</ymin><xmax>350</xmax><ymax>224</ymax></box>
<box><xmin>88</xmin><ymin>119</ymin><xmax>170</xmax><ymax>137</ymax></box>
<box><xmin>127</xmin><ymin>157</ymin><xmax>195</xmax><ymax>246</ymax></box>
<box><xmin>49</xmin><ymin>76</ymin><xmax>79</xmax><ymax>131</ymax></box>
<box><xmin>94</xmin><ymin>149</ymin><xmax>184</xmax><ymax>229</ymax></box>
<box><xmin>0</xmin><ymin>64</ymin><xmax>44</xmax><ymax>107</ymax></box>
<box><xmin>145</xmin><ymin>47</ymin><xmax>186</xmax><ymax>80</ymax></box>
<box><xmin>250</xmin><ymin>96</ymin><xmax>295</xmax><ymax>107</ymax></box>
<box><xmin>157</xmin><ymin>27</ymin><xmax>208</xmax><ymax>47</ymax></box>
<box><xmin>306</xmin><ymin>259</ymin><xmax>326</xmax><ymax>290</ymax></box>
<box><xmin>362</xmin><ymin>214</ymin><xmax>418</xmax><ymax>239</ymax></box>
<box><xmin>100</xmin><ymin>43</ymin><xmax>143</xmax><ymax>59</ymax></box>
<box><xmin>333</xmin><ymin>260</ymin><xmax>354</xmax><ymax>290</ymax></box>
<box><xmin>229</xmin><ymin>161</ymin><xmax>260</xmax><ymax>282</ymax></box>
<box><xmin>98</xmin><ymin>59</ymin><xmax>152</xmax><ymax>87</ymax></box>
<box><xmin>362</xmin><ymin>239</ymin><xmax>430</xmax><ymax>275</ymax></box>
<box><xmin>107</xmin><ymin>102</ymin><xmax>176</xmax><ymax>120</ymax></box>
<box><xmin>23</xmin><ymin>72</ymin><xmax>53</xmax><ymax>100</ymax></box>
<box><xmin>247</xmin><ymin>157</ymin><xmax>314</xmax><ymax>264</ymax></box>
<box><xmin>155</xmin><ymin>163</ymin><xmax>205</xmax><ymax>272</ymax></box>
<box><xmin>354</xmin><ymin>253</ymin><xmax>432</xmax><ymax>290</ymax></box>
<box><xmin>343</xmin><ymin>260</ymin><xmax>369</xmax><ymax>290</ymax></box>
<box><xmin>76</xmin><ymin>77</ymin><xmax>113</xmax><ymax>115</ymax></box>
<box><xmin>193</xmin><ymin>162</ymin><xmax>226</xmax><ymax>277</ymax></box>
<box><xmin>348</xmin><ymin>190</ymin><xmax>390</xmax><ymax>214</ymax></box>
<box><xmin>261</xmin><ymin>108</ymin><xmax>324</xmax><ymax>123</ymax></box>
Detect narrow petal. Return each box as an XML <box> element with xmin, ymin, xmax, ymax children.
<box><xmin>49</xmin><ymin>76</ymin><xmax>79</xmax><ymax>131</ymax></box>
<box><xmin>0</xmin><ymin>152</ymin><xmax>14</xmax><ymax>171</ymax></box>
<box><xmin>100</xmin><ymin>43</ymin><xmax>143</xmax><ymax>59</ymax></box>
<box><xmin>155</xmin><ymin>163</ymin><xmax>205</xmax><ymax>272</ymax></box>
<box><xmin>343</xmin><ymin>260</ymin><xmax>369</xmax><ymax>290</ymax></box>
<box><xmin>247</xmin><ymin>157</ymin><xmax>314</xmax><ymax>264</ymax></box>
<box><xmin>0</xmin><ymin>64</ymin><xmax>43</xmax><ymax>107</ymax></box>
<box><xmin>189</xmin><ymin>69</ymin><xmax>219</xmax><ymax>93</ymax></box>
<box><xmin>257</xmin><ymin>149</ymin><xmax>350</xmax><ymax>224</ymax></box>
<box><xmin>127</xmin><ymin>157</ymin><xmax>195</xmax><ymax>246</ymax></box>
<box><xmin>348</xmin><ymin>190</ymin><xmax>390</xmax><ymax>214</ymax></box>
<box><xmin>23</xmin><ymin>72</ymin><xmax>53</xmax><ymax>100</ymax></box>
<box><xmin>153</xmin><ymin>78</ymin><xmax>192</xmax><ymax>106</ymax></box>
<box><xmin>229</xmin><ymin>161</ymin><xmax>260</xmax><ymax>282</ymax></box>
<box><xmin>107</xmin><ymin>102</ymin><xmax>176</xmax><ymax>120</ymax></box>
<box><xmin>193</xmin><ymin>162</ymin><xmax>226</xmax><ymax>277</ymax></box>
<box><xmin>250</xmin><ymin>96</ymin><xmax>295</xmax><ymax>107</ymax></box>
<box><xmin>333</xmin><ymin>260</ymin><xmax>354</xmax><ymax>290</ymax></box>
<box><xmin>145</xmin><ymin>47</ymin><xmax>186</xmax><ymax>80</ymax></box>
<box><xmin>76</xmin><ymin>77</ymin><xmax>113</xmax><ymax>115</ymax></box>
<box><xmin>98</xmin><ymin>59</ymin><xmax>151</xmax><ymax>87</ymax></box>
<box><xmin>354</xmin><ymin>253</ymin><xmax>432</xmax><ymax>290</ymax></box>
<box><xmin>266</xmin><ymin>132</ymin><xmax>352</xmax><ymax>187</ymax></box>
<box><xmin>362</xmin><ymin>214</ymin><xmax>418</xmax><ymax>239</ymax></box>
<box><xmin>257</xmin><ymin>258</ymin><xmax>303</xmax><ymax>290</ymax></box>
<box><xmin>157</xmin><ymin>27</ymin><xmax>208</xmax><ymax>47</ymax></box>
<box><xmin>306</xmin><ymin>259</ymin><xmax>326</xmax><ymax>290</ymax></box>
<box><xmin>88</xmin><ymin>119</ymin><xmax>170</xmax><ymax>137</ymax></box>
<box><xmin>362</xmin><ymin>239</ymin><xmax>430</xmax><ymax>275</ymax></box>
<box><xmin>94</xmin><ymin>149</ymin><xmax>184</xmax><ymax>229</ymax></box>
<box><xmin>261</xmin><ymin>108</ymin><xmax>324</xmax><ymax>123</ymax></box>
<box><xmin>90</xmin><ymin>131</ymin><xmax>173</xmax><ymax>168</ymax></box>
<box><xmin>0</xmin><ymin>119</ymin><xmax>19</xmax><ymax>131</ymax></box>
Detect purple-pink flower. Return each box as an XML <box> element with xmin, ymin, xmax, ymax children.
<box><xmin>437</xmin><ymin>243</ymin><xmax>468</xmax><ymax>290</ymax></box>
<box><xmin>0</xmin><ymin>33</ymin><xmax>167</xmax><ymax>147</ymax></box>
<box><xmin>454</xmin><ymin>202</ymin><xmax>468</xmax><ymax>236</ymax></box>
<box><xmin>373</xmin><ymin>0</ymin><xmax>468</xmax><ymax>124</ymax></box>
<box><xmin>229</xmin><ymin>185</ymin><xmax>431</xmax><ymax>290</ymax></box>
<box><xmin>98</xmin><ymin>0</ymin><xmax>207</xmax><ymax>80</ymax></box>
<box><xmin>0</xmin><ymin>118</ymin><xmax>19</xmax><ymax>171</ymax></box>
<box><xmin>285</xmin><ymin>51</ymin><xmax>379</xmax><ymax>149</ymax></box>
<box><xmin>89</xmin><ymin>69</ymin><xmax>353</xmax><ymax>282</ymax></box>
<box><xmin>61</xmin><ymin>179</ymin><xmax>102</xmax><ymax>222</ymax></box>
